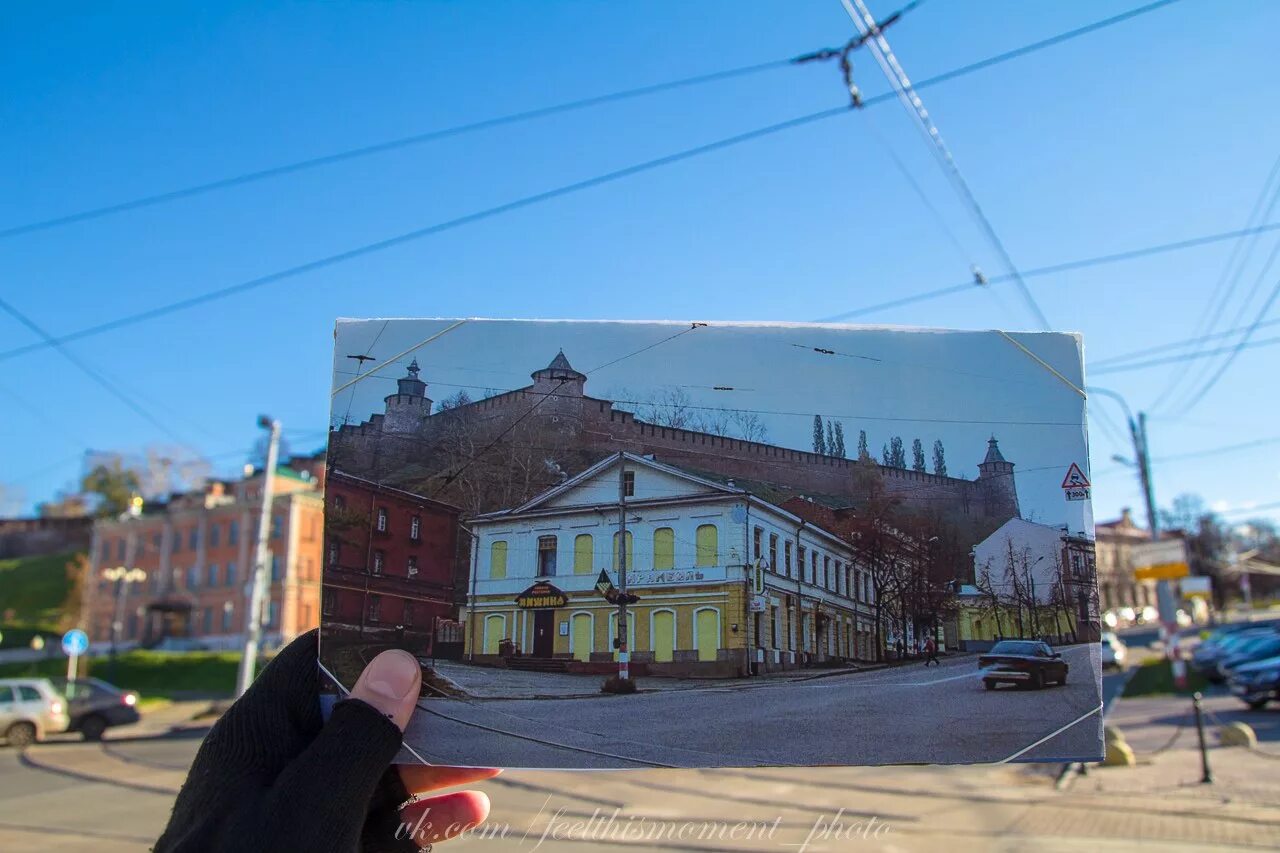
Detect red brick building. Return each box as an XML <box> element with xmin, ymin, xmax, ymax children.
<box><xmin>322</xmin><ymin>471</ymin><xmax>461</xmax><ymax>655</ymax></box>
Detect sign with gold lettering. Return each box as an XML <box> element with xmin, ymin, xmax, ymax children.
<box><xmin>515</xmin><ymin>582</ymin><xmax>568</xmax><ymax>609</ymax></box>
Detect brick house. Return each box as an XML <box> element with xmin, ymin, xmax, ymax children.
<box><xmin>322</xmin><ymin>470</ymin><xmax>461</xmax><ymax>655</ymax></box>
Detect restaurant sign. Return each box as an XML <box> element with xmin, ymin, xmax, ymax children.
<box><xmin>515</xmin><ymin>582</ymin><xmax>569</xmax><ymax>610</ymax></box>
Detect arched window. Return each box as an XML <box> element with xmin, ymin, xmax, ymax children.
<box><xmin>490</xmin><ymin>540</ymin><xmax>508</xmax><ymax>580</ymax></box>
<box><xmin>695</xmin><ymin>524</ymin><xmax>718</xmax><ymax>567</ymax></box>
<box><xmin>653</xmin><ymin>528</ymin><xmax>675</xmax><ymax>570</ymax></box>
<box><xmin>612</xmin><ymin>530</ymin><xmax>634</xmax><ymax>571</ymax></box>
<box><xmin>573</xmin><ymin>534</ymin><xmax>593</xmax><ymax>574</ymax></box>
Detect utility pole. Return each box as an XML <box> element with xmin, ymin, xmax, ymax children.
<box><xmin>616</xmin><ymin>452</ymin><xmax>630</xmax><ymax>680</ymax></box>
<box><xmin>236</xmin><ymin>415</ymin><xmax>281</xmax><ymax>697</ymax></box>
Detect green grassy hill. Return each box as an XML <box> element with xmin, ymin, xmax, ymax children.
<box><xmin>0</xmin><ymin>550</ymin><xmax>78</xmax><ymax>645</ymax></box>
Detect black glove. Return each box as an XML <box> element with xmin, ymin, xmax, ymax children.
<box><xmin>155</xmin><ymin>630</ymin><xmax>494</xmax><ymax>852</ymax></box>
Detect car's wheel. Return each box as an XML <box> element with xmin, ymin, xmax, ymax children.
<box><xmin>6</xmin><ymin>722</ymin><xmax>37</xmax><ymax>749</ymax></box>
<box><xmin>79</xmin><ymin>715</ymin><xmax>107</xmax><ymax>742</ymax></box>
<box><xmin>1247</xmin><ymin>699</ymin><xmax>1268</xmax><ymax>711</ymax></box>
<box><xmin>984</xmin><ymin>679</ymin><xmax>996</xmax><ymax>691</ymax></box>
<box><xmin>1030</xmin><ymin>670</ymin><xmax>1044</xmax><ymax>690</ymax></box>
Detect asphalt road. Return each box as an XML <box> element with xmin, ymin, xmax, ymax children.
<box><xmin>405</xmin><ymin>644</ymin><xmax>1103</xmax><ymax>769</ymax></box>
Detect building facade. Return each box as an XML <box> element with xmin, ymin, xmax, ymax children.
<box><xmin>322</xmin><ymin>470</ymin><xmax>461</xmax><ymax>656</ymax></box>
<box><xmin>1095</xmin><ymin>508</ymin><xmax>1160</xmax><ymax>619</ymax></box>
<box><xmin>81</xmin><ymin>459</ymin><xmax>326</xmax><ymax>651</ymax></box>
<box><xmin>461</xmin><ymin>453</ymin><xmax>874</xmax><ymax>676</ymax></box>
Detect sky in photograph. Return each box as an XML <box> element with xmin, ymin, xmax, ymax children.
<box><xmin>1</xmin><ymin>1</ymin><xmax>1277</xmax><ymax>527</ymax></box>
<box><xmin>332</xmin><ymin>318</ymin><xmax>1091</xmax><ymax>531</ymax></box>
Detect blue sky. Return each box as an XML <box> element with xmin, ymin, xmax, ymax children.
<box><xmin>2</xmin><ymin>0</ymin><xmax>1277</xmax><ymax>526</ymax></box>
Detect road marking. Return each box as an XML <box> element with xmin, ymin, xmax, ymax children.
<box><xmin>998</xmin><ymin>703</ymin><xmax>1103</xmax><ymax>763</ymax></box>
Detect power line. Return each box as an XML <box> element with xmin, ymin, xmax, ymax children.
<box><xmin>816</xmin><ymin>220</ymin><xmax>1280</xmax><ymax>323</ymax></box>
<box><xmin>0</xmin><ymin>0</ymin><xmax>1183</xmax><ymax>364</ymax></box>
<box><xmin>0</xmin><ymin>60</ymin><xmax>799</xmax><ymax>242</ymax></box>
<box><xmin>1175</xmin><ymin>272</ymin><xmax>1280</xmax><ymax>413</ymax></box>
<box><xmin>1091</xmin><ymin>316</ymin><xmax>1280</xmax><ymax>367</ymax></box>
<box><xmin>0</xmin><ymin>294</ymin><xmax>196</xmax><ymax>449</ymax></box>
<box><xmin>1090</xmin><ymin>333</ymin><xmax>1280</xmax><ymax>374</ymax></box>
<box><xmin>841</xmin><ymin>0</ymin><xmax>1049</xmax><ymax>330</ymax></box>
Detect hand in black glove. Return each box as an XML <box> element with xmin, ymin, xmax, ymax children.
<box><xmin>156</xmin><ymin>630</ymin><xmax>497</xmax><ymax>852</ymax></box>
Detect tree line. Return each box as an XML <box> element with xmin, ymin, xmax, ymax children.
<box><xmin>810</xmin><ymin>415</ymin><xmax>947</xmax><ymax>476</ymax></box>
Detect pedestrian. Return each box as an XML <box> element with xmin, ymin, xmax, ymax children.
<box><xmin>155</xmin><ymin>630</ymin><xmax>497</xmax><ymax>852</ymax></box>
<box><xmin>924</xmin><ymin>636</ymin><xmax>940</xmax><ymax>667</ymax></box>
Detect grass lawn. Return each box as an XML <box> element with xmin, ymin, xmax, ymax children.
<box><xmin>1122</xmin><ymin>658</ymin><xmax>1210</xmax><ymax>698</ymax></box>
<box><xmin>0</xmin><ymin>550</ymin><xmax>78</xmax><ymax>638</ymax></box>
<box><xmin>0</xmin><ymin>649</ymin><xmax>244</xmax><ymax>700</ymax></box>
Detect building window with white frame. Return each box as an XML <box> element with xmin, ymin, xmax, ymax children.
<box><xmin>537</xmin><ymin>536</ymin><xmax>557</xmax><ymax>577</ymax></box>
<box><xmin>410</xmin><ymin>515</ymin><xmax>421</xmax><ymax>541</ymax></box>
<box><xmin>407</xmin><ymin>555</ymin><xmax>419</xmax><ymax>578</ymax></box>
<box><xmin>376</xmin><ymin>507</ymin><xmax>388</xmax><ymax>532</ymax></box>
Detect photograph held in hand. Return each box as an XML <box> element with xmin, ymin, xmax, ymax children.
<box><xmin>319</xmin><ymin>318</ymin><xmax>1103</xmax><ymax>769</ymax></box>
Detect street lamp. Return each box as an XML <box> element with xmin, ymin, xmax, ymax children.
<box><xmin>102</xmin><ymin>565</ymin><xmax>147</xmax><ymax>682</ymax></box>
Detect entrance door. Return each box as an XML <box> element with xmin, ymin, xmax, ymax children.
<box><xmin>653</xmin><ymin>610</ymin><xmax>675</xmax><ymax>662</ymax></box>
<box><xmin>696</xmin><ymin>609</ymin><xmax>719</xmax><ymax>662</ymax></box>
<box><xmin>533</xmin><ymin>610</ymin><xmax>555</xmax><ymax>657</ymax></box>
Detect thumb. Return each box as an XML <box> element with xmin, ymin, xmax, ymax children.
<box><xmin>349</xmin><ymin>649</ymin><xmax>422</xmax><ymax>730</ymax></box>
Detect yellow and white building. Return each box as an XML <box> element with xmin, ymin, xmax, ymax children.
<box><xmin>461</xmin><ymin>452</ymin><xmax>873</xmax><ymax>676</ymax></box>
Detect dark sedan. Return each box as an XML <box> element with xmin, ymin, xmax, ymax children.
<box><xmin>979</xmin><ymin>640</ymin><xmax>1068</xmax><ymax>690</ymax></box>
<box><xmin>48</xmin><ymin>677</ymin><xmax>141</xmax><ymax>740</ymax></box>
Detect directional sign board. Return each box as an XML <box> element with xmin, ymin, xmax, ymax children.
<box><xmin>1062</xmin><ymin>463</ymin><xmax>1091</xmax><ymax>501</ymax></box>
<box><xmin>1132</xmin><ymin>539</ymin><xmax>1190</xmax><ymax>582</ymax></box>
<box><xmin>61</xmin><ymin>628</ymin><xmax>88</xmax><ymax>657</ymax></box>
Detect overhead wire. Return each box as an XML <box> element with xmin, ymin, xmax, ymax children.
<box><xmin>0</xmin><ymin>0</ymin><xmax>1185</xmax><ymax>364</ymax></box>
<box><xmin>1090</xmin><ymin>316</ymin><xmax>1280</xmax><ymax>367</ymax></box>
<box><xmin>840</xmin><ymin>0</ymin><xmax>1050</xmax><ymax>330</ymax></box>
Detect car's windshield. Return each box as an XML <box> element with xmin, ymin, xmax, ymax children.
<box><xmin>990</xmin><ymin>641</ymin><xmax>1043</xmax><ymax>656</ymax></box>
<box><xmin>1235</xmin><ymin>634</ymin><xmax>1280</xmax><ymax>654</ymax></box>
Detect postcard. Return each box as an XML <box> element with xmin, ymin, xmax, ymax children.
<box><xmin>319</xmin><ymin>318</ymin><xmax>1102</xmax><ymax>768</ymax></box>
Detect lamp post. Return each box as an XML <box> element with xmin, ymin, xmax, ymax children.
<box><xmin>236</xmin><ymin>415</ymin><xmax>282</xmax><ymax>697</ymax></box>
<box><xmin>102</xmin><ymin>565</ymin><xmax>147</xmax><ymax>682</ymax></box>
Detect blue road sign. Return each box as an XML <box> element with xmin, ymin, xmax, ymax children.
<box><xmin>62</xmin><ymin>628</ymin><xmax>89</xmax><ymax>657</ymax></box>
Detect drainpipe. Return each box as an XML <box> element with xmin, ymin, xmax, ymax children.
<box><xmin>795</xmin><ymin>519</ymin><xmax>806</xmax><ymax>667</ymax></box>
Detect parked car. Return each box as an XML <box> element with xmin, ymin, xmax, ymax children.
<box><xmin>0</xmin><ymin>678</ymin><xmax>70</xmax><ymax>748</ymax></box>
<box><xmin>979</xmin><ymin>640</ymin><xmax>1068</xmax><ymax>690</ymax></box>
<box><xmin>1228</xmin><ymin>655</ymin><xmax>1280</xmax><ymax>711</ymax></box>
<box><xmin>48</xmin><ymin>677</ymin><xmax>140</xmax><ymax>740</ymax></box>
<box><xmin>1191</xmin><ymin>628</ymin><xmax>1274</xmax><ymax>677</ymax></box>
<box><xmin>1100</xmin><ymin>632</ymin><xmax>1128</xmax><ymax>670</ymax></box>
<box><xmin>1215</xmin><ymin>634</ymin><xmax>1280</xmax><ymax>683</ymax></box>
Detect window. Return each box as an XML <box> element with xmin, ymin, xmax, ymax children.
<box><xmin>653</xmin><ymin>528</ymin><xmax>675</xmax><ymax>570</ymax></box>
<box><xmin>695</xmin><ymin>524</ymin><xmax>718</xmax><ymax>568</ymax></box>
<box><xmin>864</xmin><ymin>573</ymin><xmax>872</xmax><ymax>602</ymax></box>
<box><xmin>268</xmin><ymin>601</ymin><xmax>279</xmax><ymax>627</ymax></box>
<box><xmin>612</xmin><ymin>531</ymin><xmax>634</xmax><ymax>571</ymax></box>
<box><xmin>328</xmin><ymin>541</ymin><xmax>339</xmax><ymax>567</ymax></box>
<box><xmin>403</xmin><ymin>601</ymin><xmax>414</xmax><ymax>627</ymax></box>
<box><xmin>410</xmin><ymin>515</ymin><xmax>421</xmax><ymax>541</ymax></box>
<box><xmin>209</xmin><ymin>523</ymin><xmax>220</xmax><ymax>548</ymax></box>
<box><xmin>375</xmin><ymin>508</ymin><xmax>388</xmax><ymax>532</ymax></box>
<box><xmin>229</xmin><ymin>520</ymin><xmax>239</xmax><ymax>545</ymax></box>
<box><xmin>824</xmin><ymin>556</ymin><xmax>831</xmax><ymax>590</ymax></box>
<box><xmin>202</xmin><ymin>607</ymin><xmax>213</xmax><ymax>635</ymax></box>
<box><xmin>189</xmin><ymin>528</ymin><xmax>199</xmax><ymax>550</ymax></box>
<box><xmin>407</xmin><ymin>556</ymin><xmax>419</xmax><ymax>578</ymax></box>
<box><xmin>101</xmin><ymin>540</ymin><xmax>110</xmax><ymax>561</ymax></box>
<box><xmin>172</xmin><ymin>533</ymin><xmax>181</xmax><ymax>554</ymax></box>
<box><xmin>797</xmin><ymin>546</ymin><xmax>806</xmax><ymax>581</ymax></box>
<box><xmin>753</xmin><ymin>527</ymin><xmax>763</xmax><ymax>560</ymax></box>
<box><xmin>271</xmin><ymin>555</ymin><xmax>281</xmax><ymax>582</ymax></box>
<box><xmin>785</xmin><ymin>541</ymin><xmax>792</xmax><ymax>577</ymax></box>
<box><xmin>152</xmin><ymin>532</ymin><xmax>162</xmax><ymax>551</ymax></box>
<box><xmin>372</xmin><ymin>550</ymin><xmax>384</xmax><ymax>575</ymax></box>
<box><xmin>367</xmin><ymin>595</ymin><xmax>381</xmax><ymax>623</ymax></box>
<box><xmin>226</xmin><ymin>561</ymin><xmax>237</xmax><ymax>587</ymax></box>
<box><xmin>333</xmin><ymin>494</ymin><xmax>345</xmax><ymax>511</ymax></box>
<box><xmin>187</xmin><ymin>566</ymin><xmax>199</xmax><ymax>589</ymax></box>
<box><xmin>622</xmin><ymin>469</ymin><xmax>635</xmax><ymax>497</ymax></box>
<box><xmin>207</xmin><ymin>563</ymin><xmax>219</xmax><ymax>587</ymax></box>
<box><xmin>573</xmin><ymin>534</ymin><xmax>594</xmax><ymax>574</ymax></box>
<box><xmin>18</xmin><ymin>685</ymin><xmax>41</xmax><ymax>702</ymax></box>
<box><xmin>811</xmin><ymin>551</ymin><xmax>818</xmax><ymax>584</ymax></box>
<box><xmin>117</xmin><ymin>539</ymin><xmax>126</xmax><ymax>561</ymax></box>
<box><xmin>537</xmin><ymin>536</ymin><xmax>557</xmax><ymax>577</ymax></box>
<box><xmin>222</xmin><ymin>603</ymin><xmax>234</xmax><ymax>631</ymax></box>
<box><xmin>769</xmin><ymin>534</ymin><xmax>778</xmax><ymax>571</ymax></box>
<box><xmin>490</xmin><ymin>541</ymin><xmax>508</xmax><ymax>579</ymax></box>
<box><xmin>322</xmin><ymin>589</ymin><xmax>335</xmax><ymax>616</ymax></box>
<box><xmin>271</xmin><ymin>515</ymin><xmax>283</xmax><ymax>539</ymax></box>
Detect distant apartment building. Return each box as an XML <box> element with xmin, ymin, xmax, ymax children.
<box><xmin>81</xmin><ymin>457</ymin><xmax>325</xmax><ymax>651</ymax></box>
<box><xmin>322</xmin><ymin>470</ymin><xmax>461</xmax><ymax>656</ymax></box>
<box><xmin>1095</xmin><ymin>508</ymin><xmax>1158</xmax><ymax>616</ymax></box>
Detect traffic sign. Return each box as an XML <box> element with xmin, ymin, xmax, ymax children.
<box><xmin>595</xmin><ymin>570</ymin><xmax>615</xmax><ymax>597</ymax></box>
<box><xmin>61</xmin><ymin>629</ymin><xmax>88</xmax><ymax>657</ymax></box>
<box><xmin>1061</xmin><ymin>463</ymin><xmax>1090</xmax><ymax>490</ymax></box>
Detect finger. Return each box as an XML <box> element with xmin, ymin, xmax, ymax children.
<box><xmin>350</xmin><ymin>649</ymin><xmax>421</xmax><ymax>730</ymax></box>
<box><xmin>398</xmin><ymin>764</ymin><xmax>501</xmax><ymax>793</ymax></box>
<box><xmin>397</xmin><ymin>791</ymin><xmax>492</xmax><ymax>848</ymax></box>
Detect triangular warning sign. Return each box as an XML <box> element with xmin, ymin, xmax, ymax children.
<box><xmin>1061</xmin><ymin>463</ymin><xmax>1090</xmax><ymax>489</ymax></box>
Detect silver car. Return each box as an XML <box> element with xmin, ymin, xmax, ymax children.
<box><xmin>0</xmin><ymin>678</ymin><xmax>71</xmax><ymax>748</ymax></box>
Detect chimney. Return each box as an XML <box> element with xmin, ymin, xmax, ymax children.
<box><xmin>1120</xmin><ymin>507</ymin><xmax>1133</xmax><ymax>527</ymax></box>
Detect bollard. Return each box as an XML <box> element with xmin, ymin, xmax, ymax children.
<box><xmin>1192</xmin><ymin>692</ymin><xmax>1213</xmax><ymax>784</ymax></box>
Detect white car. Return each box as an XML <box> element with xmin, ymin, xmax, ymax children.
<box><xmin>1101</xmin><ymin>632</ymin><xmax>1128</xmax><ymax>670</ymax></box>
<box><xmin>0</xmin><ymin>678</ymin><xmax>70</xmax><ymax>747</ymax></box>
